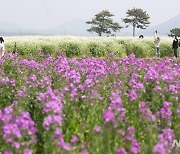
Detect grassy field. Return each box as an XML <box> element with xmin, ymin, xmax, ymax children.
<box><xmin>4</xmin><ymin>36</ymin><xmax>175</xmax><ymax>58</ymax></box>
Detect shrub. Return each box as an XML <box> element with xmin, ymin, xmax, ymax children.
<box><xmin>58</xmin><ymin>42</ymin><xmax>81</xmax><ymax>57</ymax></box>
<box><xmin>40</xmin><ymin>44</ymin><xmax>56</xmax><ymax>55</ymax></box>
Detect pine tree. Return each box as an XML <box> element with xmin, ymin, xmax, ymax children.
<box><xmin>169</xmin><ymin>28</ymin><xmax>180</xmax><ymax>37</ymax></box>
<box><xmin>123</xmin><ymin>8</ymin><xmax>150</xmax><ymax>37</ymax></box>
<box><xmin>86</xmin><ymin>10</ymin><xmax>122</xmax><ymax>36</ymax></box>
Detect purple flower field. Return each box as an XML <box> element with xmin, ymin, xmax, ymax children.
<box><xmin>0</xmin><ymin>51</ymin><xmax>180</xmax><ymax>154</ymax></box>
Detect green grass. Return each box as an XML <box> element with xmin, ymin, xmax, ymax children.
<box><xmin>4</xmin><ymin>36</ymin><xmax>174</xmax><ymax>58</ymax></box>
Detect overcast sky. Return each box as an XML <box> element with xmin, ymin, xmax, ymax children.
<box><xmin>1</xmin><ymin>0</ymin><xmax>180</xmax><ymax>29</ymax></box>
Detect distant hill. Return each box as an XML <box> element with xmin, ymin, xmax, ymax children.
<box><xmin>0</xmin><ymin>14</ymin><xmax>180</xmax><ymax>36</ymax></box>
<box><xmin>0</xmin><ymin>23</ymin><xmax>43</xmax><ymax>36</ymax></box>
<box><xmin>0</xmin><ymin>23</ymin><xmax>23</xmax><ymax>35</ymax></box>
<box><xmin>140</xmin><ymin>14</ymin><xmax>180</xmax><ymax>36</ymax></box>
<box><xmin>0</xmin><ymin>23</ymin><xmax>23</xmax><ymax>31</ymax></box>
<box><xmin>0</xmin><ymin>19</ymin><xmax>94</xmax><ymax>36</ymax></box>
<box><xmin>48</xmin><ymin>19</ymin><xmax>95</xmax><ymax>36</ymax></box>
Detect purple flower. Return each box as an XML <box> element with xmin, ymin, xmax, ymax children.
<box><xmin>4</xmin><ymin>150</ymin><xmax>13</xmax><ymax>154</ymax></box>
<box><xmin>153</xmin><ymin>128</ymin><xmax>175</xmax><ymax>153</ymax></box>
<box><xmin>53</xmin><ymin>128</ymin><xmax>73</xmax><ymax>151</ymax></box>
<box><xmin>3</xmin><ymin>123</ymin><xmax>22</xmax><ymax>138</ymax></box>
<box><xmin>0</xmin><ymin>109</ymin><xmax>2</xmax><ymax>122</ymax></box>
<box><xmin>153</xmin><ymin>143</ymin><xmax>166</xmax><ymax>154</ymax></box>
<box><xmin>157</xmin><ymin>101</ymin><xmax>172</xmax><ymax>119</ymax></box>
<box><xmin>168</xmin><ymin>84</ymin><xmax>177</xmax><ymax>93</ymax></box>
<box><xmin>127</xmin><ymin>126</ymin><xmax>135</xmax><ymax>137</ymax></box>
<box><xmin>80</xmin><ymin>151</ymin><xmax>89</xmax><ymax>154</ymax></box>
<box><xmin>161</xmin><ymin>73</ymin><xmax>174</xmax><ymax>83</ymax></box>
<box><xmin>116</xmin><ymin>148</ymin><xmax>126</xmax><ymax>154</ymax></box>
<box><xmin>93</xmin><ymin>126</ymin><xmax>102</xmax><ymax>133</ymax></box>
<box><xmin>15</xmin><ymin>112</ymin><xmax>37</xmax><ymax>135</ymax></box>
<box><xmin>43</xmin><ymin>115</ymin><xmax>62</xmax><ymax>130</ymax></box>
<box><xmin>15</xmin><ymin>86</ymin><xmax>27</xmax><ymax>98</ymax></box>
<box><xmin>129</xmin><ymin>73</ymin><xmax>139</xmax><ymax>86</ymax></box>
<box><xmin>118</xmin><ymin>130</ymin><xmax>125</xmax><ymax>136</ymax></box>
<box><xmin>43</xmin><ymin>100</ymin><xmax>63</xmax><ymax>114</ymax></box>
<box><xmin>61</xmin><ymin>142</ymin><xmax>73</xmax><ymax>151</ymax></box>
<box><xmin>109</xmin><ymin>90</ymin><xmax>123</xmax><ymax>108</ymax></box>
<box><xmin>177</xmin><ymin>106</ymin><xmax>180</xmax><ymax>116</ymax></box>
<box><xmin>134</xmin><ymin>82</ymin><xmax>144</xmax><ymax>90</ymax></box>
<box><xmin>70</xmin><ymin>135</ymin><xmax>78</xmax><ymax>143</ymax></box>
<box><xmin>153</xmin><ymin>85</ymin><xmax>162</xmax><ymax>92</ymax></box>
<box><xmin>40</xmin><ymin>75</ymin><xmax>52</xmax><ymax>88</ymax></box>
<box><xmin>108</xmin><ymin>90</ymin><xmax>126</xmax><ymax>122</ymax></box>
<box><xmin>145</xmin><ymin>68</ymin><xmax>159</xmax><ymax>82</ymax></box>
<box><xmin>1</xmin><ymin>108</ymin><xmax>37</xmax><ymax>151</ymax></box>
<box><xmin>1</xmin><ymin>76</ymin><xmax>10</xmax><ymax>84</ymax></box>
<box><xmin>130</xmin><ymin>139</ymin><xmax>141</xmax><ymax>154</ymax></box>
<box><xmin>103</xmin><ymin>110</ymin><xmax>115</xmax><ymax>123</ymax></box>
<box><xmin>128</xmin><ymin>89</ymin><xmax>138</xmax><ymax>101</ymax></box>
<box><xmin>139</xmin><ymin>101</ymin><xmax>156</xmax><ymax>122</ymax></box>
<box><xmin>13</xmin><ymin>142</ymin><xmax>20</xmax><ymax>149</ymax></box>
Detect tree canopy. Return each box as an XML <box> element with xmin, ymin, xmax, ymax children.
<box><xmin>123</xmin><ymin>8</ymin><xmax>150</xmax><ymax>37</ymax></box>
<box><xmin>86</xmin><ymin>10</ymin><xmax>122</xmax><ymax>36</ymax></box>
<box><xmin>169</xmin><ymin>28</ymin><xmax>180</xmax><ymax>37</ymax></box>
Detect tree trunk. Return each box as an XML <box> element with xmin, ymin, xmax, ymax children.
<box><xmin>133</xmin><ymin>25</ymin><xmax>135</xmax><ymax>37</ymax></box>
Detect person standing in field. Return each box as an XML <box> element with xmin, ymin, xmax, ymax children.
<box><xmin>172</xmin><ymin>36</ymin><xmax>179</xmax><ymax>58</ymax></box>
<box><xmin>178</xmin><ymin>38</ymin><xmax>180</xmax><ymax>57</ymax></box>
<box><xmin>0</xmin><ymin>37</ymin><xmax>5</xmax><ymax>58</ymax></box>
<box><xmin>154</xmin><ymin>31</ymin><xmax>160</xmax><ymax>58</ymax></box>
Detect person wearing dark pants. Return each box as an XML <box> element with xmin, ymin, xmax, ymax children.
<box><xmin>172</xmin><ymin>36</ymin><xmax>179</xmax><ymax>58</ymax></box>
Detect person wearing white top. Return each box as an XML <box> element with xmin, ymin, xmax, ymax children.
<box><xmin>0</xmin><ymin>37</ymin><xmax>5</xmax><ymax>58</ymax></box>
<box><xmin>154</xmin><ymin>31</ymin><xmax>160</xmax><ymax>58</ymax></box>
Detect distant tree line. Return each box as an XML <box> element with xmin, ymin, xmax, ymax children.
<box><xmin>86</xmin><ymin>8</ymin><xmax>150</xmax><ymax>37</ymax></box>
